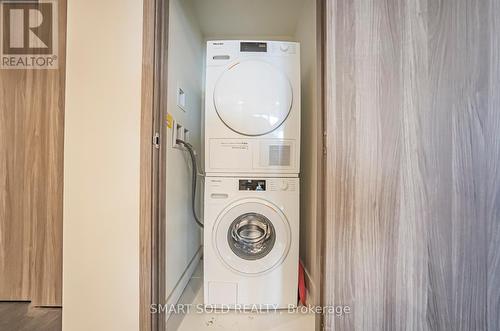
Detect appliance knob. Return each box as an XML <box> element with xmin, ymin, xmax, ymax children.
<box><xmin>280</xmin><ymin>44</ymin><xmax>289</xmax><ymax>52</ymax></box>
<box><xmin>280</xmin><ymin>180</ymin><xmax>289</xmax><ymax>191</ymax></box>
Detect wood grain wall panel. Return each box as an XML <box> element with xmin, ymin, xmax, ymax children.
<box><xmin>486</xmin><ymin>2</ymin><xmax>500</xmax><ymax>330</ymax></box>
<box><xmin>323</xmin><ymin>0</ymin><xmax>499</xmax><ymax>329</ymax></box>
<box><xmin>0</xmin><ymin>0</ymin><xmax>66</xmax><ymax>306</ymax></box>
<box><xmin>449</xmin><ymin>1</ymin><xmax>489</xmax><ymax>329</ymax></box>
<box><xmin>425</xmin><ymin>0</ymin><xmax>454</xmax><ymax>329</ymax></box>
<box><xmin>396</xmin><ymin>0</ymin><xmax>429</xmax><ymax>329</ymax></box>
<box><xmin>323</xmin><ymin>0</ymin><xmax>355</xmax><ymax>329</ymax></box>
<box><xmin>0</xmin><ymin>71</ymin><xmax>32</xmax><ymax>302</ymax></box>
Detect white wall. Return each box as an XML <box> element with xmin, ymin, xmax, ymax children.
<box><xmin>294</xmin><ymin>0</ymin><xmax>319</xmax><ymax>304</ymax></box>
<box><xmin>63</xmin><ymin>0</ymin><xmax>143</xmax><ymax>330</ymax></box>
<box><xmin>165</xmin><ymin>0</ymin><xmax>204</xmax><ymax>303</ymax></box>
<box><xmin>191</xmin><ymin>0</ymin><xmax>305</xmax><ymax>40</ymax></box>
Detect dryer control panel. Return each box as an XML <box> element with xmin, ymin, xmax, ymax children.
<box><xmin>206</xmin><ymin>40</ymin><xmax>300</xmax><ymax>67</ymax></box>
<box><xmin>240</xmin><ymin>42</ymin><xmax>267</xmax><ymax>52</ymax></box>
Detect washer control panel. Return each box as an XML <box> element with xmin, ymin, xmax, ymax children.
<box><xmin>206</xmin><ymin>177</ymin><xmax>298</xmax><ymax>195</ymax></box>
<box><xmin>239</xmin><ymin>179</ymin><xmax>266</xmax><ymax>191</ymax></box>
<box><xmin>268</xmin><ymin>179</ymin><xmax>296</xmax><ymax>192</ymax></box>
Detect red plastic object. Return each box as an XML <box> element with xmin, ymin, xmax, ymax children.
<box><xmin>298</xmin><ymin>260</ymin><xmax>307</xmax><ymax>305</ymax></box>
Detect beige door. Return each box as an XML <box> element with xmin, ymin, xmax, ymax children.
<box><xmin>0</xmin><ymin>0</ymin><xmax>66</xmax><ymax>306</ymax></box>
<box><xmin>322</xmin><ymin>0</ymin><xmax>500</xmax><ymax>329</ymax></box>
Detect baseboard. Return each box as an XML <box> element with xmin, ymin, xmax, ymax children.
<box><xmin>165</xmin><ymin>246</ymin><xmax>203</xmax><ymax>321</ymax></box>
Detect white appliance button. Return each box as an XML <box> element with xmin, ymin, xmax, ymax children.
<box><xmin>280</xmin><ymin>44</ymin><xmax>289</xmax><ymax>52</ymax></box>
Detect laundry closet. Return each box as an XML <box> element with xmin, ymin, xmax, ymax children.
<box><xmin>163</xmin><ymin>0</ymin><xmax>320</xmax><ymax>329</ymax></box>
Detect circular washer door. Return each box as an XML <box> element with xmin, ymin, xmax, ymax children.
<box><xmin>213</xmin><ymin>199</ymin><xmax>291</xmax><ymax>275</ymax></box>
<box><xmin>214</xmin><ymin>60</ymin><xmax>293</xmax><ymax>136</ymax></box>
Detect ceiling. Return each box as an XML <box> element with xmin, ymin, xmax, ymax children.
<box><xmin>189</xmin><ymin>0</ymin><xmax>308</xmax><ymax>40</ymax></box>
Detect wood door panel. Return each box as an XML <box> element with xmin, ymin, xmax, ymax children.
<box><xmin>486</xmin><ymin>2</ymin><xmax>500</xmax><ymax>330</ymax></box>
<box><xmin>0</xmin><ymin>0</ymin><xmax>66</xmax><ymax>306</ymax></box>
<box><xmin>323</xmin><ymin>0</ymin><xmax>500</xmax><ymax>329</ymax></box>
<box><xmin>0</xmin><ymin>71</ymin><xmax>32</xmax><ymax>301</ymax></box>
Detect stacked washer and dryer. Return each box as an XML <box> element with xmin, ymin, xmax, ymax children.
<box><xmin>203</xmin><ymin>40</ymin><xmax>301</xmax><ymax>308</ymax></box>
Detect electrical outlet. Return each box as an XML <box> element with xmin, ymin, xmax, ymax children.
<box><xmin>172</xmin><ymin>121</ymin><xmax>189</xmax><ymax>148</ymax></box>
<box><xmin>177</xmin><ymin>123</ymin><xmax>185</xmax><ymax>142</ymax></box>
<box><xmin>172</xmin><ymin>121</ymin><xmax>183</xmax><ymax>148</ymax></box>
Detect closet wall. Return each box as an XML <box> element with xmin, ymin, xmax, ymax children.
<box><xmin>324</xmin><ymin>0</ymin><xmax>500</xmax><ymax>329</ymax></box>
<box><xmin>191</xmin><ymin>0</ymin><xmax>303</xmax><ymax>42</ymax></box>
<box><xmin>164</xmin><ymin>0</ymin><xmax>204</xmax><ymax>306</ymax></box>
<box><xmin>293</xmin><ymin>0</ymin><xmax>319</xmax><ymax>304</ymax></box>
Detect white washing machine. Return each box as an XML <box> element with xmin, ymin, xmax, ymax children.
<box><xmin>204</xmin><ymin>40</ymin><xmax>301</xmax><ymax>175</ymax></box>
<box><xmin>203</xmin><ymin>176</ymin><xmax>299</xmax><ymax>307</ymax></box>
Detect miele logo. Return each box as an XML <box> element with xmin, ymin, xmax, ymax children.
<box><xmin>212</xmin><ymin>42</ymin><xmax>224</xmax><ymax>46</ymax></box>
<box><xmin>0</xmin><ymin>0</ymin><xmax>58</xmax><ymax>69</ymax></box>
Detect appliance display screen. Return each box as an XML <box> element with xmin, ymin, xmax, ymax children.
<box><xmin>240</xmin><ymin>42</ymin><xmax>267</xmax><ymax>52</ymax></box>
<box><xmin>239</xmin><ymin>180</ymin><xmax>266</xmax><ymax>191</ymax></box>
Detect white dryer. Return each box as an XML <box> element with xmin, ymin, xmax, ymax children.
<box><xmin>204</xmin><ymin>40</ymin><xmax>301</xmax><ymax>175</ymax></box>
<box><xmin>203</xmin><ymin>176</ymin><xmax>299</xmax><ymax>307</ymax></box>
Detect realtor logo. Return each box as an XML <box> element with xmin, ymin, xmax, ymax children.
<box><xmin>0</xmin><ymin>0</ymin><xmax>58</xmax><ymax>69</ymax></box>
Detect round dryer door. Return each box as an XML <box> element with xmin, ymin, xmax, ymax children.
<box><xmin>213</xmin><ymin>199</ymin><xmax>291</xmax><ymax>275</ymax></box>
<box><xmin>214</xmin><ymin>60</ymin><xmax>293</xmax><ymax>136</ymax></box>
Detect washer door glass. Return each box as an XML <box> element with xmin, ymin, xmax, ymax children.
<box><xmin>228</xmin><ymin>213</ymin><xmax>276</xmax><ymax>260</ymax></box>
<box><xmin>214</xmin><ymin>60</ymin><xmax>293</xmax><ymax>136</ymax></box>
<box><xmin>213</xmin><ymin>200</ymin><xmax>291</xmax><ymax>275</ymax></box>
